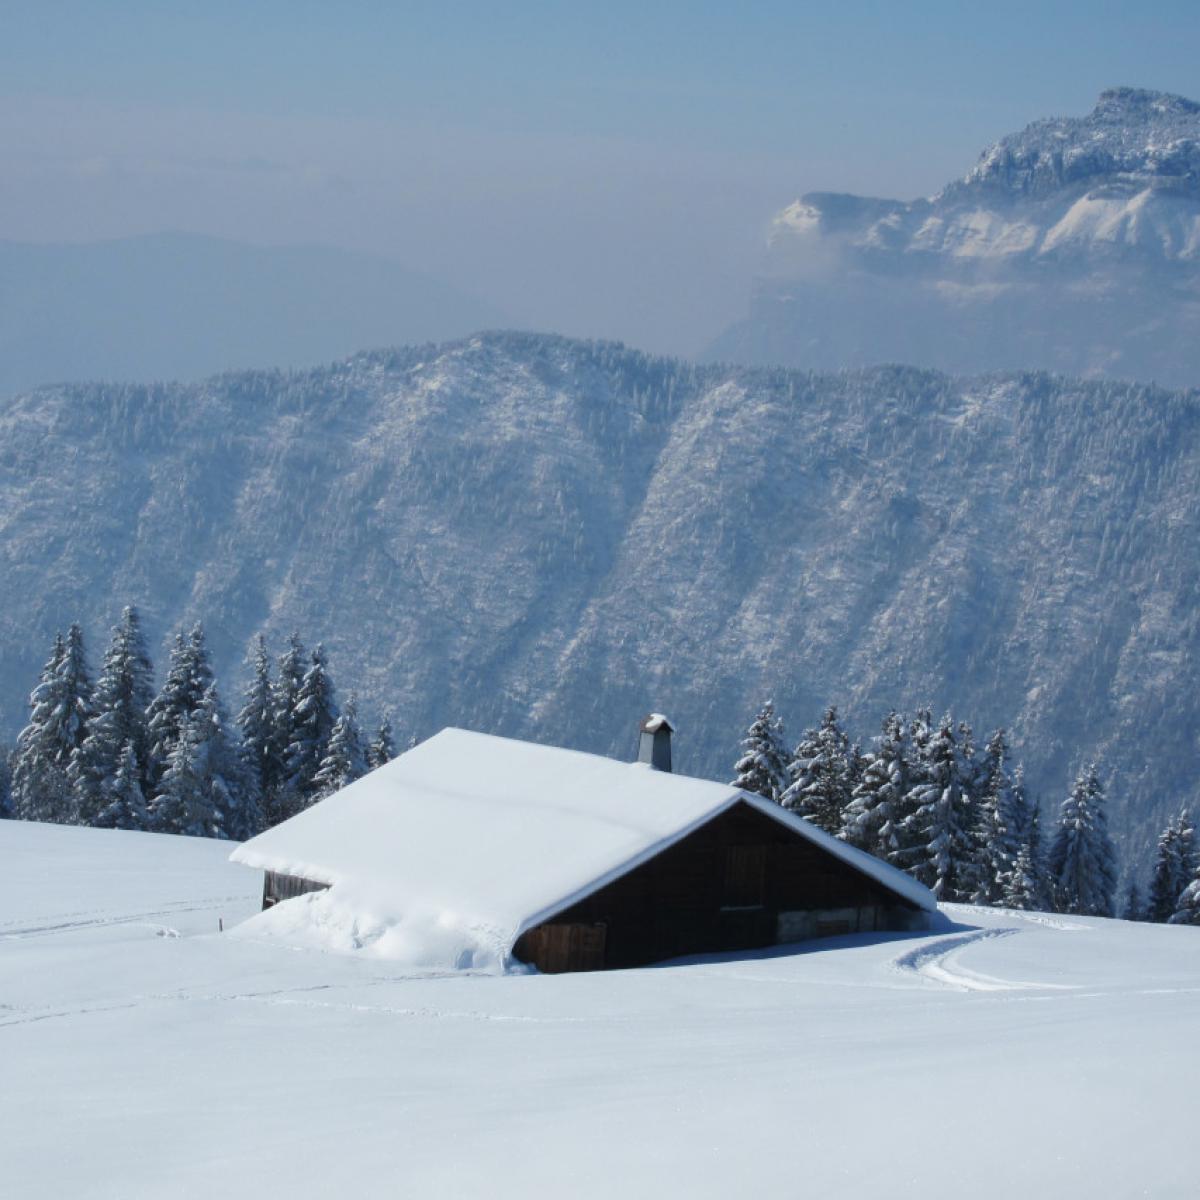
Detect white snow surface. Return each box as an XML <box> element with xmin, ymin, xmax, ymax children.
<box><xmin>5</xmin><ymin>821</ymin><xmax>1199</xmax><ymax>1198</ymax></box>
<box><xmin>230</xmin><ymin>728</ymin><xmax>932</xmax><ymax>968</ymax></box>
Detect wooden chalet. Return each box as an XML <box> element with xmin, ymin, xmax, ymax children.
<box><xmin>233</xmin><ymin>720</ymin><xmax>934</xmax><ymax>973</ymax></box>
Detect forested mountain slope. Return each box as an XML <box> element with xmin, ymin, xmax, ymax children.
<box><xmin>1</xmin><ymin>332</ymin><xmax>1196</xmax><ymax>856</ymax></box>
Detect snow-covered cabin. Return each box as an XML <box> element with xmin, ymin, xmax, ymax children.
<box><xmin>231</xmin><ymin>725</ymin><xmax>935</xmax><ymax>972</ymax></box>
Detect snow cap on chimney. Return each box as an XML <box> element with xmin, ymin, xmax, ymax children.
<box><xmin>637</xmin><ymin>713</ymin><xmax>674</xmax><ymax>772</ymax></box>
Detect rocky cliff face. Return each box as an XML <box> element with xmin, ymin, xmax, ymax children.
<box><xmin>2</xmin><ymin>332</ymin><xmax>1197</xmax><ymax>862</ymax></box>
<box><xmin>709</xmin><ymin>89</ymin><xmax>1200</xmax><ymax>386</ymax></box>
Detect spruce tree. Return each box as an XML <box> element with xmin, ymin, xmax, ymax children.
<box><xmin>196</xmin><ymin>682</ymin><xmax>258</xmax><ymax>840</ymax></box>
<box><xmin>12</xmin><ymin>628</ymin><xmax>92</xmax><ymax>823</ymax></box>
<box><xmin>842</xmin><ymin>711</ymin><xmax>912</xmax><ymax>862</ymax></box>
<box><xmin>0</xmin><ymin>749</ymin><xmax>12</xmax><ymax>818</ymax></box>
<box><xmin>313</xmin><ymin>695</ymin><xmax>367</xmax><ymax>799</ymax></box>
<box><xmin>731</xmin><ymin>701</ymin><xmax>790</xmax><ymax>803</ymax></box>
<box><xmin>1147</xmin><ymin>810</ymin><xmax>1196</xmax><ymax>923</ymax></box>
<box><xmin>280</xmin><ymin>644</ymin><xmax>338</xmax><ymax>815</ymax></box>
<box><xmin>781</xmin><ymin>706</ymin><xmax>853</xmax><ymax>834</ymax></box>
<box><xmin>70</xmin><ymin>607</ymin><xmax>155</xmax><ymax>827</ymax></box>
<box><xmin>1122</xmin><ymin>880</ymin><xmax>1146</xmax><ymax>923</ymax></box>
<box><xmin>972</xmin><ymin>730</ymin><xmax>1028</xmax><ymax>905</ymax></box>
<box><xmin>1169</xmin><ymin>870</ymin><xmax>1200</xmax><ymax>926</ymax></box>
<box><xmin>1048</xmin><ymin>764</ymin><xmax>1119</xmax><ymax>917</ymax></box>
<box><xmin>145</xmin><ymin>622</ymin><xmax>214</xmax><ymax>791</ymax></box>
<box><xmin>237</xmin><ymin>634</ymin><xmax>280</xmax><ymax>825</ymax></box>
<box><xmin>899</xmin><ymin>714</ymin><xmax>979</xmax><ymax>902</ymax></box>
<box><xmin>367</xmin><ymin>714</ymin><xmax>396</xmax><ymax>770</ymax></box>
<box><xmin>268</xmin><ymin>633</ymin><xmax>308</xmax><ymax>820</ymax></box>
<box><xmin>148</xmin><ymin>682</ymin><xmax>252</xmax><ymax>840</ymax></box>
<box><xmin>1003</xmin><ymin>837</ymin><xmax>1044</xmax><ymax>911</ymax></box>
<box><xmin>149</xmin><ymin>714</ymin><xmax>220</xmax><ymax>838</ymax></box>
<box><xmin>95</xmin><ymin>740</ymin><xmax>149</xmax><ymax>830</ymax></box>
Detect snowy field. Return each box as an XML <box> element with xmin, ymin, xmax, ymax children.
<box><xmin>3</xmin><ymin>822</ymin><xmax>1198</xmax><ymax>1199</ymax></box>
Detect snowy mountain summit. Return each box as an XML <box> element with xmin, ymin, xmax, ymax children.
<box><xmin>710</xmin><ymin>89</ymin><xmax>1200</xmax><ymax>384</ymax></box>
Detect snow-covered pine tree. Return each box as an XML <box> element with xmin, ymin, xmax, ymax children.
<box><xmin>898</xmin><ymin>713</ymin><xmax>979</xmax><ymax>902</ymax></box>
<box><xmin>268</xmin><ymin>633</ymin><xmax>307</xmax><ymax>820</ymax></box>
<box><xmin>145</xmin><ymin>622</ymin><xmax>215</xmax><ymax>792</ymax></box>
<box><xmin>12</xmin><ymin>628</ymin><xmax>93</xmax><ymax>823</ymax></box>
<box><xmin>730</xmin><ymin>701</ymin><xmax>790</xmax><ymax>803</ymax></box>
<box><xmin>781</xmin><ymin>706</ymin><xmax>853</xmax><ymax>834</ymax></box>
<box><xmin>842</xmin><ymin>711</ymin><xmax>912</xmax><ymax>862</ymax></box>
<box><xmin>313</xmin><ymin>694</ymin><xmax>367</xmax><ymax>799</ymax></box>
<box><xmin>149</xmin><ymin>681</ymin><xmax>252</xmax><ymax>840</ymax></box>
<box><xmin>367</xmin><ymin>714</ymin><xmax>396</xmax><ymax>770</ymax></box>
<box><xmin>1122</xmin><ymin>880</ymin><xmax>1146</xmax><ymax>923</ymax></box>
<box><xmin>149</xmin><ymin>714</ymin><xmax>221</xmax><ymax>838</ymax></box>
<box><xmin>972</xmin><ymin>729</ymin><xmax>1028</xmax><ymax>905</ymax></box>
<box><xmin>1169</xmin><ymin>869</ymin><xmax>1200</xmax><ymax>926</ymax></box>
<box><xmin>70</xmin><ymin>606</ymin><xmax>155</xmax><ymax>827</ymax></box>
<box><xmin>94</xmin><ymin>740</ymin><xmax>149</xmax><ymax>830</ymax></box>
<box><xmin>237</xmin><ymin>634</ymin><xmax>280</xmax><ymax>825</ymax></box>
<box><xmin>280</xmin><ymin>644</ymin><xmax>338</xmax><ymax>815</ymax></box>
<box><xmin>1048</xmin><ymin>764</ymin><xmax>1119</xmax><ymax>917</ymax></box>
<box><xmin>197</xmin><ymin>683</ymin><xmax>258</xmax><ymax>841</ymax></box>
<box><xmin>0</xmin><ymin>748</ymin><xmax>12</xmax><ymax>818</ymax></box>
<box><xmin>1003</xmin><ymin>838</ymin><xmax>1044</xmax><ymax>911</ymax></box>
<box><xmin>1147</xmin><ymin>810</ymin><xmax>1196</xmax><ymax>923</ymax></box>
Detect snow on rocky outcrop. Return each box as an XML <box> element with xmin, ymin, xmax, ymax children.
<box><xmin>709</xmin><ymin>88</ymin><xmax>1200</xmax><ymax>386</ymax></box>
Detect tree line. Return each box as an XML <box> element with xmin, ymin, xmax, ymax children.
<box><xmin>730</xmin><ymin>700</ymin><xmax>1199</xmax><ymax>926</ymax></box>
<box><xmin>0</xmin><ymin>608</ymin><xmax>393</xmax><ymax>840</ymax></box>
<box><xmin>2</xmin><ymin>617</ymin><xmax>1196</xmax><ymax>926</ymax></box>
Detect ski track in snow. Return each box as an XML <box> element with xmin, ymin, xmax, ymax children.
<box><xmin>0</xmin><ymin>897</ymin><xmax>247</xmax><ymax>940</ymax></box>
<box><xmin>892</xmin><ymin>928</ymin><xmax>1076</xmax><ymax>993</ymax></box>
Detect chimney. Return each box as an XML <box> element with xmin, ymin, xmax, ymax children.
<box><xmin>637</xmin><ymin>713</ymin><xmax>674</xmax><ymax>772</ymax></box>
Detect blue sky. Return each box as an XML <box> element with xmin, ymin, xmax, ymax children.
<box><xmin>3</xmin><ymin>1</ymin><xmax>1197</xmax><ymax>351</ymax></box>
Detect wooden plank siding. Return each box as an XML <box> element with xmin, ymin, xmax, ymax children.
<box><xmin>262</xmin><ymin>870</ymin><xmax>329</xmax><ymax>909</ymax></box>
<box><xmin>513</xmin><ymin>801</ymin><xmax>923</xmax><ymax>973</ymax></box>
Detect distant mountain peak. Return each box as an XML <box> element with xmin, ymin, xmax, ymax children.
<box><xmin>952</xmin><ymin>86</ymin><xmax>1200</xmax><ymax>201</ymax></box>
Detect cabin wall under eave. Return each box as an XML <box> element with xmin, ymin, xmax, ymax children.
<box><xmin>513</xmin><ymin>801</ymin><xmax>926</xmax><ymax>972</ymax></box>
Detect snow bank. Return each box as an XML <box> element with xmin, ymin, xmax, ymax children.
<box><xmin>231</xmin><ymin>888</ymin><xmax>519</xmax><ymax>973</ymax></box>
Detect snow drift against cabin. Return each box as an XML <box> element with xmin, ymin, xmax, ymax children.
<box><xmin>230</xmin><ymin>728</ymin><xmax>933</xmax><ymax>970</ymax></box>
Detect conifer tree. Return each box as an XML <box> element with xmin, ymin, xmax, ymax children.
<box><xmin>237</xmin><ymin>634</ymin><xmax>280</xmax><ymax>824</ymax></box>
<box><xmin>70</xmin><ymin>607</ymin><xmax>155</xmax><ymax>827</ymax></box>
<box><xmin>899</xmin><ymin>714</ymin><xmax>979</xmax><ymax>901</ymax></box>
<box><xmin>0</xmin><ymin>749</ymin><xmax>12</xmax><ymax>818</ymax></box>
<box><xmin>280</xmin><ymin>644</ymin><xmax>338</xmax><ymax>815</ymax></box>
<box><xmin>1048</xmin><ymin>764</ymin><xmax>1119</xmax><ymax>917</ymax></box>
<box><xmin>367</xmin><ymin>714</ymin><xmax>396</xmax><ymax>770</ymax></box>
<box><xmin>145</xmin><ymin>623</ymin><xmax>214</xmax><ymax>791</ymax></box>
<box><xmin>1147</xmin><ymin>810</ymin><xmax>1196</xmax><ymax>923</ymax></box>
<box><xmin>782</xmin><ymin>706</ymin><xmax>852</xmax><ymax>834</ymax></box>
<box><xmin>1169</xmin><ymin>869</ymin><xmax>1200</xmax><ymax>926</ymax></box>
<box><xmin>313</xmin><ymin>695</ymin><xmax>367</xmax><ymax>799</ymax></box>
<box><xmin>268</xmin><ymin>633</ymin><xmax>307</xmax><ymax>819</ymax></box>
<box><xmin>149</xmin><ymin>714</ymin><xmax>220</xmax><ymax>838</ymax></box>
<box><xmin>972</xmin><ymin>730</ymin><xmax>1028</xmax><ymax>905</ymax></box>
<box><xmin>197</xmin><ymin>682</ymin><xmax>258</xmax><ymax>840</ymax></box>
<box><xmin>149</xmin><ymin>682</ymin><xmax>252</xmax><ymax>840</ymax></box>
<box><xmin>842</xmin><ymin>711</ymin><xmax>912</xmax><ymax>862</ymax></box>
<box><xmin>1122</xmin><ymin>880</ymin><xmax>1146</xmax><ymax>923</ymax></box>
<box><xmin>95</xmin><ymin>740</ymin><xmax>149</xmax><ymax>830</ymax></box>
<box><xmin>12</xmin><ymin>628</ymin><xmax>92</xmax><ymax>823</ymax></box>
<box><xmin>731</xmin><ymin>701</ymin><xmax>790</xmax><ymax>803</ymax></box>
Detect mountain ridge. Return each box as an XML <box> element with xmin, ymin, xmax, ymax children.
<box><xmin>2</xmin><ymin>331</ymin><xmax>1197</xmax><ymax>866</ymax></box>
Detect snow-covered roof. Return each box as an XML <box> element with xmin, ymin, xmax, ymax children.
<box><xmin>231</xmin><ymin>728</ymin><xmax>934</xmax><ymax>963</ymax></box>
